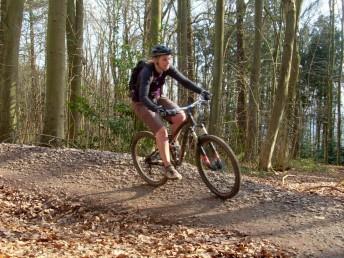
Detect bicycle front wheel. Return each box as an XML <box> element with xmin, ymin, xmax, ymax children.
<box><xmin>196</xmin><ymin>134</ymin><xmax>240</xmax><ymax>199</ymax></box>
<box><xmin>131</xmin><ymin>131</ymin><xmax>167</xmax><ymax>186</ymax></box>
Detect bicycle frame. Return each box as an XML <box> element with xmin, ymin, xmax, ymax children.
<box><xmin>169</xmin><ymin>99</ymin><xmax>219</xmax><ymax>166</ymax></box>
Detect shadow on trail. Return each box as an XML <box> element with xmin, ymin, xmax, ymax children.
<box><xmin>126</xmin><ymin>179</ymin><xmax>344</xmax><ymax>230</ymax></box>
<box><xmin>75</xmin><ymin>184</ymin><xmax>156</xmax><ymax>204</ymax></box>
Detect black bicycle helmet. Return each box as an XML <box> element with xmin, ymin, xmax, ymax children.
<box><xmin>151</xmin><ymin>45</ymin><xmax>172</xmax><ymax>57</ymax></box>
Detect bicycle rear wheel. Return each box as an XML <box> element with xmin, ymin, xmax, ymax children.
<box><xmin>196</xmin><ymin>134</ymin><xmax>240</xmax><ymax>199</ymax></box>
<box><xmin>131</xmin><ymin>131</ymin><xmax>167</xmax><ymax>186</ymax></box>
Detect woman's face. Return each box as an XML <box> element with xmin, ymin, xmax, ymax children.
<box><xmin>156</xmin><ymin>54</ymin><xmax>172</xmax><ymax>71</ymax></box>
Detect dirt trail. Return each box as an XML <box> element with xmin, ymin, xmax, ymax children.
<box><xmin>0</xmin><ymin>143</ymin><xmax>343</xmax><ymax>257</ymax></box>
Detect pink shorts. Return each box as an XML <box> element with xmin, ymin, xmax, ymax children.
<box><xmin>132</xmin><ymin>97</ymin><xmax>179</xmax><ymax>134</ymax></box>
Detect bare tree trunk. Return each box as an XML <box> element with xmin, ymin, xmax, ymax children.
<box><xmin>316</xmin><ymin>113</ymin><xmax>321</xmax><ymax>158</ymax></box>
<box><xmin>109</xmin><ymin>0</ymin><xmax>121</xmax><ymax>85</ymax></box>
<box><xmin>67</xmin><ymin>0</ymin><xmax>83</xmax><ymax>143</ymax></box>
<box><xmin>0</xmin><ymin>0</ymin><xmax>6</xmax><ymax>78</ymax></box>
<box><xmin>177</xmin><ymin>0</ymin><xmax>189</xmax><ymax>104</ymax></box>
<box><xmin>325</xmin><ymin>0</ymin><xmax>335</xmax><ymax>163</ymax></box>
<box><xmin>150</xmin><ymin>0</ymin><xmax>161</xmax><ymax>49</ymax></box>
<box><xmin>41</xmin><ymin>0</ymin><xmax>67</xmax><ymax>146</ymax></box>
<box><xmin>0</xmin><ymin>0</ymin><xmax>25</xmax><ymax>142</ymax></box>
<box><xmin>245</xmin><ymin>0</ymin><xmax>263</xmax><ymax>161</ymax></box>
<box><xmin>337</xmin><ymin>0</ymin><xmax>344</xmax><ymax>164</ymax></box>
<box><xmin>186</xmin><ymin>0</ymin><xmax>195</xmax><ymax>82</ymax></box>
<box><xmin>291</xmin><ymin>98</ymin><xmax>302</xmax><ymax>158</ymax></box>
<box><xmin>27</xmin><ymin>0</ymin><xmax>41</xmax><ymax>142</ymax></box>
<box><xmin>258</xmin><ymin>0</ymin><xmax>296</xmax><ymax>171</ymax></box>
<box><xmin>143</xmin><ymin>0</ymin><xmax>151</xmax><ymax>57</ymax></box>
<box><xmin>274</xmin><ymin>0</ymin><xmax>302</xmax><ymax>170</ymax></box>
<box><xmin>209</xmin><ymin>0</ymin><xmax>224</xmax><ymax>136</ymax></box>
<box><xmin>271</xmin><ymin>7</ymin><xmax>282</xmax><ymax>105</ymax></box>
<box><xmin>236</xmin><ymin>0</ymin><xmax>247</xmax><ymax>152</ymax></box>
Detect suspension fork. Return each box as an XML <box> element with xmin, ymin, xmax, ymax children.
<box><xmin>198</xmin><ymin>123</ymin><xmax>221</xmax><ymax>161</ymax></box>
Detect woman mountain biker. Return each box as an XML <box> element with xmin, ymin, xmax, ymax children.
<box><xmin>131</xmin><ymin>44</ymin><xmax>210</xmax><ymax>180</ymax></box>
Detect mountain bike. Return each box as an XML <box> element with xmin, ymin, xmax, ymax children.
<box><xmin>131</xmin><ymin>98</ymin><xmax>240</xmax><ymax>199</ymax></box>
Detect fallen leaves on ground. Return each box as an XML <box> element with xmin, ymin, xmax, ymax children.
<box><xmin>0</xmin><ymin>184</ymin><xmax>291</xmax><ymax>258</ymax></box>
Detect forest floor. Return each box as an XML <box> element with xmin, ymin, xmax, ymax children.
<box><xmin>0</xmin><ymin>143</ymin><xmax>343</xmax><ymax>258</ymax></box>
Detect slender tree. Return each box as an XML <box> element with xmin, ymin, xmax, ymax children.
<box><xmin>270</xmin><ymin>4</ymin><xmax>283</xmax><ymax>105</ymax></box>
<box><xmin>259</xmin><ymin>0</ymin><xmax>296</xmax><ymax>170</ymax></box>
<box><xmin>150</xmin><ymin>0</ymin><xmax>161</xmax><ymax>49</ymax></box>
<box><xmin>67</xmin><ymin>0</ymin><xmax>84</xmax><ymax>143</ymax></box>
<box><xmin>324</xmin><ymin>0</ymin><xmax>336</xmax><ymax>162</ymax></box>
<box><xmin>27</xmin><ymin>0</ymin><xmax>41</xmax><ymax>141</ymax></box>
<box><xmin>245</xmin><ymin>0</ymin><xmax>264</xmax><ymax>161</ymax></box>
<box><xmin>177</xmin><ymin>0</ymin><xmax>189</xmax><ymax>104</ymax></box>
<box><xmin>0</xmin><ymin>0</ymin><xmax>25</xmax><ymax>142</ymax></box>
<box><xmin>337</xmin><ymin>0</ymin><xmax>344</xmax><ymax>164</ymax></box>
<box><xmin>143</xmin><ymin>0</ymin><xmax>151</xmax><ymax>57</ymax></box>
<box><xmin>209</xmin><ymin>0</ymin><xmax>224</xmax><ymax>136</ymax></box>
<box><xmin>41</xmin><ymin>0</ymin><xmax>67</xmax><ymax>146</ymax></box>
<box><xmin>186</xmin><ymin>0</ymin><xmax>195</xmax><ymax>82</ymax></box>
<box><xmin>274</xmin><ymin>0</ymin><xmax>303</xmax><ymax>170</ymax></box>
<box><xmin>236</xmin><ymin>0</ymin><xmax>247</xmax><ymax>151</ymax></box>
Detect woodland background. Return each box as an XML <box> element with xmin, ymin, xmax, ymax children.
<box><xmin>0</xmin><ymin>0</ymin><xmax>343</xmax><ymax>171</ymax></box>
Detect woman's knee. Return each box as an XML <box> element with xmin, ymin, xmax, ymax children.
<box><xmin>179</xmin><ymin>111</ymin><xmax>187</xmax><ymax>121</ymax></box>
<box><xmin>173</xmin><ymin>112</ymin><xmax>186</xmax><ymax>124</ymax></box>
<box><xmin>155</xmin><ymin>127</ymin><xmax>168</xmax><ymax>142</ymax></box>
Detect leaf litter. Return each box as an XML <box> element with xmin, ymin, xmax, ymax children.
<box><xmin>1</xmin><ymin>143</ymin><xmax>344</xmax><ymax>257</ymax></box>
<box><xmin>0</xmin><ymin>182</ymin><xmax>290</xmax><ymax>257</ymax></box>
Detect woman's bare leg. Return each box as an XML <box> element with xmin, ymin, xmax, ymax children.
<box><xmin>170</xmin><ymin>111</ymin><xmax>186</xmax><ymax>139</ymax></box>
<box><xmin>155</xmin><ymin>122</ymin><xmax>183</xmax><ymax>180</ymax></box>
<box><xmin>155</xmin><ymin>127</ymin><xmax>170</xmax><ymax>166</ymax></box>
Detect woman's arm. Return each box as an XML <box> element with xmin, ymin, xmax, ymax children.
<box><xmin>139</xmin><ymin>66</ymin><xmax>161</xmax><ymax>112</ymax></box>
<box><xmin>167</xmin><ymin>66</ymin><xmax>203</xmax><ymax>94</ymax></box>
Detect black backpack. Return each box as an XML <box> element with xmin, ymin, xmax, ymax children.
<box><xmin>128</xmin><ymin>60</ymin><xmax>147</xmax><ymax>98</ymax></box>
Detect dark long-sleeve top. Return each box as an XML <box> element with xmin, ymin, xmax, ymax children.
<box><xmin>132</xmin><ymin>63</ymin><xmax>203</xmax><ymax>112</ymax></box>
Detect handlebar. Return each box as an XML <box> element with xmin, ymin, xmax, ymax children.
<box><xmin>168</xmin><ymin>97</ymin><xmax>209</xmax><ymax>113</ymax></box>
